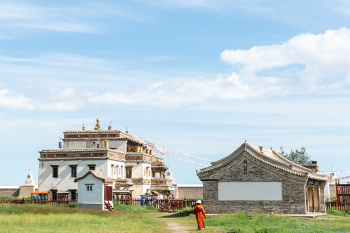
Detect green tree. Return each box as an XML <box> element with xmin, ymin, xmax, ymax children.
<box><xmin>279</xmin><ymin>146</ymin><xmax>312</xmax><ymax>164</ymax></box>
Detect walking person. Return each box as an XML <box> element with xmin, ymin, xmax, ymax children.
<box><xmin>193</xmin><ymin>200</ymin><xmax>207</xmax><ymax>231</ymax></box>
<box><xmin>140</xmin><ymin>197</ymin><xmax>143</xmax><ymax>206</ymax></box>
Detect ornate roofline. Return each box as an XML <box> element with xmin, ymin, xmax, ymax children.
<box><xmin>64</xmin><ymin>130</ymin><xmax>122</xmax><ymax>134</ymax></box>
<box><xmin>62</xmin><ymin>138</ymin><xmax>128</xmax><ymax>141</ymax></box>
<box><xmin>197</xmin><ymin>142</ymin><xmax>328</xmax><ymax>181</ymax></box>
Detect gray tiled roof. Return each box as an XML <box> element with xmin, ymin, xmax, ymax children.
<box><xmin>197</xmin><ymin>142</ymin><xmax>328</xmax><ymax>181</ymax></box>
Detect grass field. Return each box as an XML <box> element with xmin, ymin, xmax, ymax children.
<box><xmin>0</xmin><ymin>203</ymin><xmax>164</xmax><ymax>233</ymax></box>
<box><xmin>1</xmin><ymin>204</ymin><xmax>350</xmax><ymax>232</ymax></box>
<box><xmin>161</xmin><ymin>208</ymin><xmax>350</xmax><ymax>232</ymax></box>
<box><xmin>204</xmin><ymin>212</ymin><xmax>350</xmax><ymax>232</ymax></box>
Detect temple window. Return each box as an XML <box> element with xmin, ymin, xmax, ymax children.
<box><xmin>86</xmin><ymin>184</ymin><xmax>93</xmax><ymax>191</ymax></box>
<box><xmin>51</xmin><ymin>165</ymin><xmax>59</xmax><ymax>178</ymax></box>
<box><xmin>243</xmin><ymin>159</ymin><xmax>248</xmax><ymax>175</ymax></box>
<box><xmin>70</xmin><ymin>165</ymin><xmax>77</xmax><ymax>178</ymax></box>
<box><xmin>88</xmin><ymin>164</ymin><xmax>96</xmax><ymax>171</ymax></box>
<box><xmin>126</xmin><ymin>167</ymin><xmax>132</xmax><ymax>178</ymax></box>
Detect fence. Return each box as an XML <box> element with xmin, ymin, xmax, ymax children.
<box><xmin>1</xmin><ymin>197</ymin><xmax>195</xmax><ymax>212</ymax></box>
<box><xmin>117</xmin><ymin>198</ymin><xmax>199</xmax><ymax>212</ymax></box>
<box><xmin>325</xmin><ymin>184</ymin><xmax>350</xmax><ymax>212</ymax></box>
<box><xmin>0</xmin><ymin>198</ymin><xmax>76</xmax><ymax>206</ymax></box>
<box><xmin>326</xmin><ymin>201</ymin><xmax>350</xmax><ymax>212</ymax></box>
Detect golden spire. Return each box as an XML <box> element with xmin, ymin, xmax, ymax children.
<box><xmin>94</xmin><ymin>118</ymin><xmax>101</xmax><ymax>130</ymax></box>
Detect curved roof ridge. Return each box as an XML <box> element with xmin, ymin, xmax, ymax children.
<box><xmin>248</xmin><ymin>151</ymin><xmax>306</xmax><ymax>177</ymax></box>
<box><xmin>197</xmin><ymin>142</ymin><xmax>328</xmax><ymax>181</ymax></box>
<box><xmin>197</xmin><ymin>147</ymin><xmax>307</xmax><ymax>177</ymax></box>
<box><xmin>246</xmin><ymin>144</ymin><xmax>301</xmax><ymax>171</ymax></box>
<box><xmin>210</xmin><ymin>142</ymin><xmax>246</xmax><ymax>166</ymax></box>
<box><xmin>271</xmin><ymin>149</ymin><xmax>313</xmax><ymax>173</ymax></box>
<box><xmin>74</xmin><ymin>170</ymin><xmax>116</xmax><ymax>183</ymax></box>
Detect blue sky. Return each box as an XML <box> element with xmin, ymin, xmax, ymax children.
<box><xmin>1</xmin><ymin>0</ymin><xmax>350</xmax><ymax>186</ymax></box>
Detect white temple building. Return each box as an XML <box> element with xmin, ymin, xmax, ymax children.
<box><xmin>37</xmin><ymin>119</ymin><xmax>175</xmax><ymax>200</ymax></box>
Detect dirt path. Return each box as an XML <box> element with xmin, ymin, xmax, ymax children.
<box><xmin>166</xmin><ymin>222</ymin><xmax>188</xmax><ymax>233</ymax></box>
<box><xmin>151</xmin><ymin>213</ymin><xmax>194</xmax><ymax>233</ymax></box>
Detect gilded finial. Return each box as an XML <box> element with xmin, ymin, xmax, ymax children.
<box><xmin>94</xmin><ymin>118</ymin><xmax>101</xmax><ymax>130</ymax></box>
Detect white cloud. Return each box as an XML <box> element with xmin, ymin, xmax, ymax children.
<box><xmin>2</xmin><ymin>28</ymin><xmax>350</xmax><ymax>110</ymax></box>
<box><xmin>0</xmin><ymin>89</ymin><xmax>35</xmax><ymax>110</ymax></box>
<box><xmin>140</xmin><ymin>0</ymin><xmax>266</xmax><ymax>11</ymax></box>
<box><xmin>0</xmin><ymin>1</ymin><xmax>145</xmax><ymax>35</ymax></box>
<box><xmin>88</xmin><ymin>72</ymin><xmax>288</xmax><ymax>107</ymax></box>
<box><xmin>39</xmin><ymin>102</ymin><xmax>80</xmax><ymax>111</ymax></box>
<box><xmin>221</xmin><ymin>28</ymin><xmax>350</xmax><ymax>91</ymax></box>
<box><xmin>0</xmin><ymin>87</ymin><xmax>82</xmax><ymax>111</ymax></box>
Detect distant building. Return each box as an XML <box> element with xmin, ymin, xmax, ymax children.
<box><xmin>18</xmin><ymin>168</ymin><xmax>36</xmax><ymax>198</ymax></box>
<box><xmin>197</xmin><ymin>142</ymin><xmax>329</xmax><ymax>214</ymax></box>
<box><xmin>328</xmin><ymin>165</ymin><xmax>338</xmax><ymax>198</ymax></box>
<box><xmin>0</xmin><ymin>169</ymin><xmax>37</xmax><ymax>198</ymax></box>
<box><xmin>171</xmin><ymin>184</ymin><xmax>203</xmax><ymax>199</ymax></box>
<box><xmin>37</xmin><ymin>119</ymin><xmax>174</xmax><ymax>200</ymax></box>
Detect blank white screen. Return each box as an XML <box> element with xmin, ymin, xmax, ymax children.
<box><xmin>218</xmin><ymin>182</ymin><xmax>282</xmax><ymax>201</ymax></box>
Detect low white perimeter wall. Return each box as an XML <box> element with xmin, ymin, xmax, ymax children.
<box><xmin>218</xmin><ymin>182</ymin><xmax>282</xmax><ymax>201</ymax></box>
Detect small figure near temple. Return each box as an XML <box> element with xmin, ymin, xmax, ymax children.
<box><xmin>193</xmin><ymin>200</ymin><xmax>206</xmax><ymax>231</ymax></box>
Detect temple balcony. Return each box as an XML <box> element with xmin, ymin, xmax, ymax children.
<box><xmin>151</xmin><ymin>177</ymin><xmax>173</xmax><ymax>186</ymax></box>
<box><xmin>39</xmin><ymin>149</ymin><xmax>126</xmax><ymax>161</ymax></box>
<box><xmin>125</xmin><ymin>152</ymin><xmax>152</xmax><ymax>163</ymax></box>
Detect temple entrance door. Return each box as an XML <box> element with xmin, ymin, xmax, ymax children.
<box><xmin>104</xmin><ymin>185</ymin><xmax>112</xmax><ymax>202</ymax></box>
<box><xmin>307</xmin><ymin>186</ymin><xmax>320</xmax><ymax>213</ymax></box>
<box><xmin>314</xmin><ymin>187</ymin><xmax>320</xmax><ymax>212</ymax></box>
<box><xmin>51</xmin><ymin>190</ymin><xmax>57</xmax><ymax>200</ymax></box>
<box><xmin>307</xmin><ymin>187</ymin><xmax>313</xmax><ymax>212</ymax></box>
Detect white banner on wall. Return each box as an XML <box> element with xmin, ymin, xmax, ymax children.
<box><xmin>218</xmin><ymin>182</ymin><xmax>283</xmax><ymax>201</ymax></box>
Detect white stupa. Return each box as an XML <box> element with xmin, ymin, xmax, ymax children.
<box><xmin>18</xmin><ymin>168</ymin><xmax>36</xmax><ymax>198</ymax></box>
<box><xmin>24</xmin><ymin>168</ymin><xmax>35</xmax><ymax>186</ymax></box>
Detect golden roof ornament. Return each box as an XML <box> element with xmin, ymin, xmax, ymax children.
<box><xmin>94</xmin><ymin>118</ymin><xmax>101</xmax><ymax>130</ymax></box>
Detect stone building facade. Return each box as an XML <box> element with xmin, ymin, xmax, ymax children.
<box><xmin>197</xmin><ymin>142</ymin><xmax>329</xmax><ymax>214</ymax></box>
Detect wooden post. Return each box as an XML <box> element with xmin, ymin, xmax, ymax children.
<box><xmin>312</xmin><ymin>187</ymin><xmax>315</xmax><ymax>213</ymax></box>
<box><xmin>317</xmin><ymin>187</ymin><xmax>321</xmax><ymax>212</ymax></box>
<box><xmin>336</xmin><ymin>183</ymin><xmax>339</xmax><ymax>210</ymax></box>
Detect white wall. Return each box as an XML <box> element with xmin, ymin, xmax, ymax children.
<box><xmin>108</xmin><ymin>140</ymin><xmax>126</xmax><ymax>153</ymax></box>
<box><xmin>128</xmin><ymin>163</ymin><xmax>151</xmax><ymax>179</ymax></box>
<box><xmin>218</xmin><ymin>182</ymin><xmax>283</xmax><ymax>201</ymax></box>
<box><xmin>133</xmin><ymin>184</ymin><xmax>151</xmax><ymax>198</ymax></box>
<box><xmin>77</xmin><ymin>174</ymin><xmax>104</xmax><ymax>205</ymax></box>
<box><xmin>38</xmin><ymin>159</ymin><xmax>108</xmax><ymax>191</ymax></box>
<box><xmin>64</xmin><ymin>140</ymin><xmax>126</xmax><ymax>152</ymax></box>
<box><xmin>64</xmin><ymin>141</ymin><xmax>87</xmax><ymax>149</ymax></box>
<box><xmin>107</xmin><ymin>160</ymin><xmax>125</xmax><ymax>179</ymax></box>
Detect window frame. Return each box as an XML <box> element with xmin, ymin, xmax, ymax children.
<box><xmin>51</xmin><ymin>165</ymin><xmax>59</xmax><ymax>178</ymax></box>
<box><xmin>88</xmin><ymin>165</ymin><xmax>96</xmax><ymax>171</ymax></box>
<box><xmin>86</xmin><ymin>184</ymin><xmax>94</xmax><ymax>191</ymax></box>
<box><xmin>70</xmin><ymin>165</ymin><xmax>77</xmax><ymax>178</ymax></box>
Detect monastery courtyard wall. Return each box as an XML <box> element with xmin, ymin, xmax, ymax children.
<box><xmin>0</xmin><ymin>187</ymin><xmax>20</xmax><ymax>197</ymax></box>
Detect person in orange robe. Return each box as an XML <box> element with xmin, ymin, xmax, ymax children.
<box><xmin>193</xmin><ymin>200</ymin><xmax>207</xmax><ymax>231</ymax></box>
